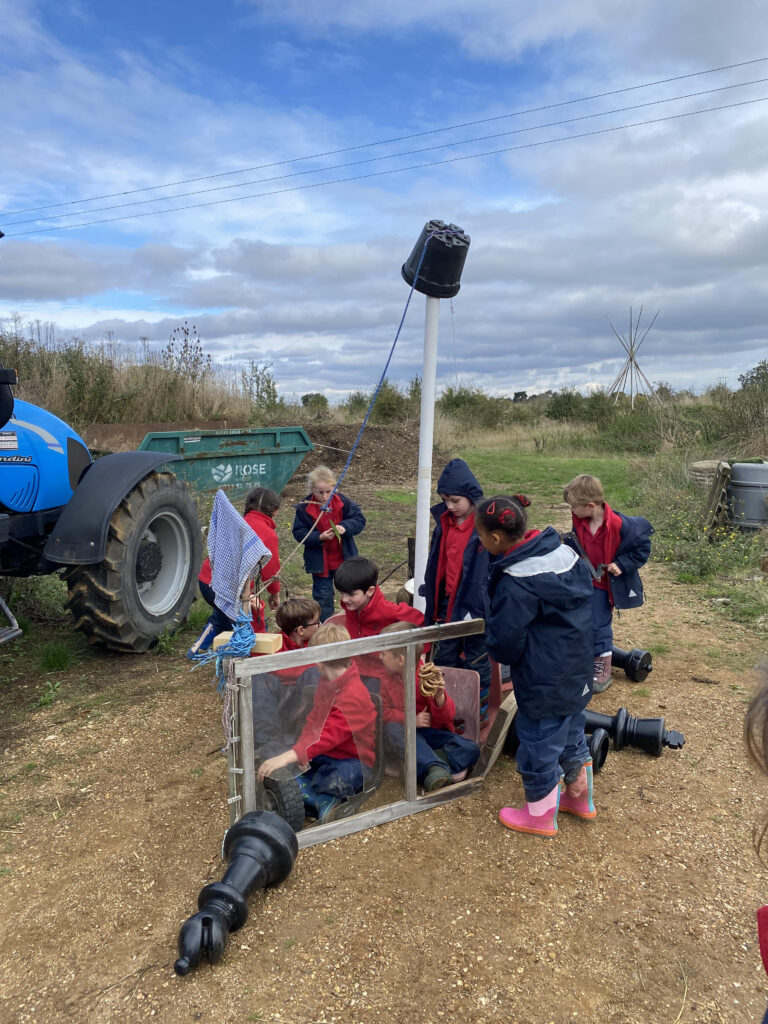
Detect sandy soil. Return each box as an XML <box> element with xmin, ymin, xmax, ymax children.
<box><xmin>1</xmin><ymin>476</ymin><xmax>767</xmax><ymax>1023</ymax></box>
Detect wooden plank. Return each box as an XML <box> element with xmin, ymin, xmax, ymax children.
<box><xmin>403</xmin><ymin>644</ymin><xmax>418</xmax><ymax>803</ymax></box>
<box><xmin>296</xmin><ymin>779</ymin><xmax>483</xmax><ymax>849</ymax></box>
<box><xmin>233</xmin><ymin>618</ymin><xmax>486</xmax><ymax>678</ymax></box>
<box><xmin>476</xmin><ymin>691</ymin><xmax>518</xmax><ymax>778</ymax></box>
<box><xmin>238</xmin><ymin>677</ymin><xmax>257</xmax><ymax>814</ymax></box>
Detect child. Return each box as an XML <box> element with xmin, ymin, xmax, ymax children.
<box><xmin>562</xmin><ymin>474</ymin><xmax>654</xmax><ymax>693</ymax></box>
<box><xmin>250</xmin><ymin>598</ymin><xmax>322</xmax><ymax>760</ymax></box>
<box><xmin>378</xmin><ymin>622</ymin><xmax>480</xmax><ymax>791</ymax></box>
<box><xmin>421</xmin><ymin>458</ymin><xmax>491</xmax><ymax>722</ymax></box>
<box><xmin>256</xmin><ymin>622</ymin><xmax>377</xmax><ymax>822</ymax></box>
<box><xmin>745</xmin><ymin>671</ymin><xmax>768</xmax><ymax>1024</ymax></box>
<box><xmin>475</xmin><ymin>495</ymin><xmax>595</xmax><ymax>838</ymax></box>
<box><xmin>292</xmin><ymin>466</ymin><xmax>366</xmax><ymax>622</ymax></box>
<box><xmin>335</xmin><ymin>556</ymin><xmax>423</xmax><ymax>692</ymax></box>
<box><xmin>189</xmin><ymin>486</ymin><xmax>282</xmax><ymax>657</ymax></box>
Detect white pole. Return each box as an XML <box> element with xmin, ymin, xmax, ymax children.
<box><xmin>413</xmin><ymin>295</ymin><xmax>439</xmax><ymax>613</ymax></box>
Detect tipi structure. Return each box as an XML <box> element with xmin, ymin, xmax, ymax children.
<box><xmin>606</xmin><ymin>306</ymin><xmax>661</xmax><ymax>408</ymax></box>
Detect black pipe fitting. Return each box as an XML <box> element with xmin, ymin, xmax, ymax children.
<box><xmin>174</xmin><ymin>810</ymin><xmax>298</xmax><ymax>976</ymax></box>
<box><xmin>611</xmin><ymin>646</ymin><xmax>653</xmax><ymax>683</ymax></box>
<box><xmin>588</xmin><ymin>728</ymin><xmax>610</xmax><ymax>773</ymax></box>
<box><xmin>401</xmin><ymin>219</ymin><xmax>470</xmax><ymax>298</ymax></box>
<box><xmin>585</xmin><ymin>707</ymin><xmax>685</xmax><ymax>758</ymax></box>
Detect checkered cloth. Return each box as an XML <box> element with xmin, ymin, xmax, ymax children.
<box><xmin>207</xmin><ymin>490</ymin><xmax>270</xmax><ymax>622</ymax></box>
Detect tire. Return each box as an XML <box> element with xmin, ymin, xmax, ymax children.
<box><xmin>262</xmin><ymin>777</ymin><xmax>305</xmax><ymax>833</ymax></box>
<box><xmin>64</xmin><ymin>471</ymin><xmax>202</xmax><ymax>653</ymax></box>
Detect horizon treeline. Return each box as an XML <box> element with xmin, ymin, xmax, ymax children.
<box><xmin>1</xmin><ymin>316</ymin><xmax>766</xmax><ymax>458</ymax></box>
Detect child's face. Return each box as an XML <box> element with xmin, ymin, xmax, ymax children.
<box><xmin>379</xmin><ymin>649</ymin><xmax>405</xmax><ymax>676</ymax></box>
<box><xmin>338</xmin><ymin>586</ymin><xmax>375</xmax><ymax>612</ymax></box>
<box><xmin>474</xmin><ymin>517</ymin><xmax>508</xmax><ymax>556</ymax></box>
<box><xmin>440</xmin><ymin>493</ymin><xmax>473</xmax><ymax>520</ymax></box>
<box><xmin>312</xmin><ymin>480</ymin><xmax>335</xmax><ymax>504</ymax></box>
<box><xmin>568</xmin><ymin>500</ymin><xmax>597</xmax><ymax>519</ymax></box>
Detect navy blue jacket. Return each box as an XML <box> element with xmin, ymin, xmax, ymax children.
<box><xmin>421</xmin><ymin>459</ymin><xmax>488</xmax><ymax>624</ymax></box>
<box><xmin>292</xmin><ymin>493</ymin><xmax>366</xmax><ymax>575</ymax></box>
<box><xmin>484</xmin><ymin>527</ymin><xmax>594</xmax><ymax>719</ymax></box>
<box><xmin>563</xmin><ymin>511</ymin><xmax>653</xmax><ymax>610</ymax></box>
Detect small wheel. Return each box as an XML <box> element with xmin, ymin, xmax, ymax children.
<box><xmin>503</xmin><ymin>713</ymin><xmax>519</xmax><ymax>758</ymax></box>
<box><xmin>262</xmin><ymin>777</ymin><xmax>305</xmax><ymax>833</ymax></box>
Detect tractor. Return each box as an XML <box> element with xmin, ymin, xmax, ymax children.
<box><xmin>0</xmin><ymin>363</ymin><xmax>202</xmax><ymax>651</ymax></box>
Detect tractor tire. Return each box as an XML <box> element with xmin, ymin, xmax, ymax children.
<box><xmin>262</xmin><ymin>777</ymin><xmax>305</xmax><ymax>833</ymax></box>
<box><xmin>65</xmin><ymin>471</ymin><xmax>202</xmax><ymax>653</ymax></box>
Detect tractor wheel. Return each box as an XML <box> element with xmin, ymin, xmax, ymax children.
<box><xmin>65</xmin><ymin>471</ymin><xmax>202</xmax><ymax>653</ymax></box>
<box><xmin>262</xmin><ymin>777</ymin><xmax>306</xmax><ymax>833</ymax></box>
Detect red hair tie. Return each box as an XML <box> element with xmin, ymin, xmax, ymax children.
<box><xmin>513</xmin><ymin>494</ymin><xmax>531</xmax><ymax>508</ymax></box>
<box><xmin>499</xmin><ymin>508</ymin><xmax>516</xmax><ymax>526</ymax></box>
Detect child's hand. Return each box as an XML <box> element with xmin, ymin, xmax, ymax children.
<box><xmin>415</xmin><ymin>709</ymin><xmax>432</xmax><ymax>727</ymax></box>
<box><xmin>268</xmin><ymin>593</ymin><xmax>280</xmax><ymax>610</ymax></box>
<box><xmin>335</xmin><ymin>524</ymin><xmax>346</xmax><ymax>535</ymax></box>
<box><xmin>606</xmin><ymin>562</ymin><xmax>622</xmax><ymax>576</ymax></box>
<box><xmin>257</xmin><ymin>749</ymin><xmax>298</xmax><ymax>781</ymax></box>
<box><xmin>431</xmin><ymin>682</ymin><xmax>446</xmax><ymax>707</ymax></box>
<box><xmin>319</xmin><ymin>529</ymin><xmax>335</xmax><ymax>542</ymax></box>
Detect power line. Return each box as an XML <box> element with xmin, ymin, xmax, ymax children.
<box><xmin>2</xmin><ymin>55</ymin><xmax>766</xmax><ymax>218</ymax></box>
<box><xmin>4</xmin><ymin>76</ymin><xmax>768</xmax><ymax>229</ymax></box>
<box><xmin>5</xmin><ymin>93</ymin><xmax>768</xmax><ymax>238</ymax></box>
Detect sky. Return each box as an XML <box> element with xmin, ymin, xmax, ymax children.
<box><xmin>1</xmin><ymin>0</ymin><xmax>767</xmax><ymax>402</ymax></box>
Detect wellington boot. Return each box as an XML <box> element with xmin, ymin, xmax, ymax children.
<box><xmin>498</xmin><ymin>784</ymin><xmax>560</xmax><ymax>837</ymax></box>
<box><xmin>592</xmin><ymin>653</ymin><xmax>613</xmax><ymax>694</ymax></box>
<box><xmin>559</xmin><ymin>760</ymin><xmax>596</xmax><ymax>819</ymax></box>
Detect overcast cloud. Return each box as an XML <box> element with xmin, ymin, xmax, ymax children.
<box><xmin>1</xmin><ymin>0</ymin><xmax>766</xmax><ymax>400</ymax></box>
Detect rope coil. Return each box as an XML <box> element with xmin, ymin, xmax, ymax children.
<box><xmin>418</xmin><ymin>661</ymin><xmax>445</xmax><ymax>699</ymax></box>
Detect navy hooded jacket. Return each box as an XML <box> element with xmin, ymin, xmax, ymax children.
<box><xmin>292</xmin><ymin>492</ymin><xmax>366</xmax><ymax>575</ymax></box>
<box><xmin>421</xmin><ymin>459</ymin><xmax>489</xmax><ymax>625</ymax></box>
<box><xmin>562</xmin><ymin>511</ymin><xmax>653</xmax><ymax>610</ymax></box>
<box><xmin>484</xmin><ymin>527</ymin><xmax>594</xmax><ymax>719</ymax></box>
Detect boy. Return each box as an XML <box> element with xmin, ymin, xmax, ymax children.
<box><xmin>378</xmin><ymin>622</ymin><xmax>480</xmax><ymax>791</ymax></box>
<box><xmin>334</xmin><ymin>556</ymin><xmax>423</xmax><ymax>692</ymax></box>
<box><xmin>292</xmin><ymin>465</ymin><xmax>366</xmax><ymax>621</ymax></box>
<box><xmin>421</xmin><ymin>458</ymin><xmax>491</xmax><ymax>721</ymax></box>
<box><xmin>250</xmin><ymin>598</ymin><xmax>322</xmax><ymax>760</ymax></box>
<box><xmin>562</xmin><ymin>474</ymin><xmax>654</xmax><ymax>693</ymax></box>
<box><xmin>256</xmin><ymin>622</ymin><xmax>377</xmax><ymax>823</ymax></box>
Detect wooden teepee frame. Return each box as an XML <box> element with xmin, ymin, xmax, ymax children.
<box><xmin>606</xmin><ymin>306</ymin><xmax>661</xmax><ymax>408</ymax></box>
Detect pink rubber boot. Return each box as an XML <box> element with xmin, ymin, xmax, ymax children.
<box><xmin>498</xmin><ymin>784</ymin><xmax>560</xmax><ymax>837</ymax></box>
<box><xmin>559</xmin><ymin>760</ymin><xmax>596</xmax><ymax>819</ymax></box>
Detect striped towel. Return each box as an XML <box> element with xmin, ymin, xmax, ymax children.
<box><xmin>208</xmin><ymin>490</ymin><xmax>270</xmax><ymax>622</ymax></box>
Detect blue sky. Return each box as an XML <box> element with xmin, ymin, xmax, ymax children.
<box><xmin>1</xmin><ymin>0</ymin><xmax>767</xmax><ymax>401</ymax></box>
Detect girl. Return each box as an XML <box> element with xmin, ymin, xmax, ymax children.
<box><xmin>475</xmin><ymin>495</ymin><xmax>595</xmax><ymax>837</ymax></box>
<box><xmin>291</xmin><ymin>465</ymin><xmax>366</xmax><ymax>622</ymax></box>
<box><xmin>188</xmin><ymin>486</ymin><xmax>282</xmax><ymax>657</ymax></box>
<box><xmin>745</xmin><ymin>671</ymin><xmax>768</xmax><ymax>1023</ymax></box>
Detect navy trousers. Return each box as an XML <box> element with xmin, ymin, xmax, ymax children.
<box><xmin>302</xmin><ymin>754</ymin><xmax>370</xmax><ymax>799</ymax></box>
<box><xmin>514</xmin><ymin>708</ymin><xmax>590</xmax><ymax>802</ymax></box>
<box><xmin>591</xmin><ymin>586</ymin><xmax>613</xmax><ymax>657</ymax></box>
<box><xmin>384</xmin><ymin>722</ymin><xmax>480</xmax><ymax>785</ymax></box>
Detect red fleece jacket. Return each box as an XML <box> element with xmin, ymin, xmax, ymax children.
<box><xmin>380</xmin><ymin>664</ymin><xmax>456</xmax><ymax>731</ymax></box>
<box><xmin>292</xmin><ymin>663</ymin><xmax>376</xmax><ymax>767</ymax></box>
<box><xmin>571</xmin><ymin>502</ymin><xmax>623</xmax><ymax>595</ymax></box>
<box><xmin>342</xmin><ymin>586</ymin><xmax>424</xmax><ymax>682</ymax></box>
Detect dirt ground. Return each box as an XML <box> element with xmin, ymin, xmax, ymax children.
<box><xmin>2</xmin><ymin>466</ymin><xmax>768</xmax><ymax>1023</ymax></box>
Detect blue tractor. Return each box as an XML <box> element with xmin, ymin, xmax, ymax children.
<box><xmin>0</xmin><ymin>363</ymin><xmax>202</xmax><ymax>651</ymax></box>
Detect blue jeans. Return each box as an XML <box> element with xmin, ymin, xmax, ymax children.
<box><xmin>312</xmin><ymin>572</ymin><xmax>336</xmax><ymax>622</ymax></box>
<box><xmin>591</xmin><ymin>586</ymin><xmax>613</xmax><ymax>657</ymax></box>
<box><xmin>302</xmin><ymin>754</ymin><xmax>370</xmax><ymax>798</ymax></box>
<box><xmin>514</xmin><ymin>708</ymin><xmax>589</xmax><ymax>802</ymax></box>
<box><xmin>384</xmin><ymin>722</ymin><xmax>480</xmax><ymax>785</ymax></box>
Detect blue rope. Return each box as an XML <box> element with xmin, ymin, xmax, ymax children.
<box><xmin>189</xmin><ymin>608</ymin><xmax>256</xmax><ymax>692</ymax></box>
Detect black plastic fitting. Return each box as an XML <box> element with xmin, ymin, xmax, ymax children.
<box><xmin>174</xmin><ymin>810</ymin><xmax>298</xmax><ymax>976</ymax></box>
<box><xmin>611</xmin><ymin>646</ymin><xmax>653</xmax><ymax>683</ymax></box>
<box><xmin>401</xmin><ymin>219</ymin><xmax>470</xmax><ymax>298</ymax></box>
<box><xmin>584</xmin><ymin>707</ymin><xmax>685</xmax><ymax>758</ymax></box>
<box><xmin>588</xmin><ymin>728</ymin><xmax>610</xmax><ymax>773</ymax></box>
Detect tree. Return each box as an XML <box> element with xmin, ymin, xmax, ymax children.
<box><xmin>161</xmin><ymin>321</ymin><xmax>211</xmax><ymax>386</ymax></box>
<box><xmin>738</xmin><ymin>360</ymin><xmax>768</xmax><ymax>391</ymax></box>
<box><xmin>301</xmin><ymin>392</ymin><xmax>329</xmax><ymax>414</ymax></box>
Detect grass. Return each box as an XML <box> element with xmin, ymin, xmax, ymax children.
<box><xmin>32</xmin><ymin>680</ymin><xmax>61</xmax><ymax>709</ymax></box>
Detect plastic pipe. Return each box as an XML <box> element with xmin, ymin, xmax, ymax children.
<box><xmin>412</xmin><ymin>295</ymin><xmax>439</xmax><ymax>612</ymax></box>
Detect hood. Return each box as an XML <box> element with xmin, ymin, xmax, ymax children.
<box><xmin>436</xmin><ymin>459</ymin><xmax>483</xmax><ymax>504</ymax></box>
